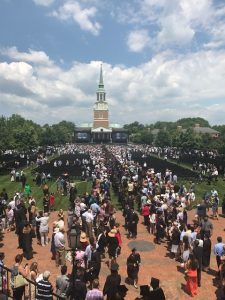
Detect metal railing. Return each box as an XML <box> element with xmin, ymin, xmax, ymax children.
<box><xmin>0</xmin><ymin>265</ymin><xmax>64</xmax><ymax>299</ymax></box>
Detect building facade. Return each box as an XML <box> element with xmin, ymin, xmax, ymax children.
<box><xmin>75</xmin><ymin>65</ymin><xmax>128</xmax><ymax>143</ymax></box>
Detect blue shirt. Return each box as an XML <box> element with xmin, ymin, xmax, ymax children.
<box><xmin>90</xmin><ymin>203</ymin><xmax>100</xmax><ymax>216</ymax></box>
<box><xmin>214</xmin><ymin>242</ymin><xmax>224</xmax><ymax>256</ymax></box>
<box><xmin>85</xmin><ymin>244</ymin><xmax>92</xmax><ymax>262</ymax></box>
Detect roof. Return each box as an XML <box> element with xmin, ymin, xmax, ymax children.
<box><xmin>112</xmin><ymin>128</ymin><xmax>128</xmax><ymax>132</ymax></box>
<box><xmin>110</xmin><ymin>123</ymin><xmax>123</xmax><ymax>128</ymax></box>
<box><xmin>151</xmin><ymin>129</ymin><xmax>160</xmax><ymax>135</ymax></box>
<box><xmin>75</xmin><ymin>127</ymin><xmax>92</xmax><ymax>132</ymax></box>
<box><xmin>79</xmin><ymin>123</ymin><xmax>93</xmax><ymax>128</ymax></box>
<box><xmin>92</xmin><ymin>127</ymin><xmax>112</xmax><ymax>133</ymax></box>
<box><xmin>193</xmin><ymin>127</ymin><xmax>219</xmax><ymax>134</ymax></box>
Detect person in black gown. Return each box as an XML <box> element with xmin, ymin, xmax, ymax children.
<box><xmin>126</xmin><ymin>248</ymin><xmax>141</xmax><ymax>289</ymax></box>
<box><xmin>103</xmin><ymin>263</ymin><xmax>121</xmax><ymax>300</ymax></box>
<box><xmin>202</xmin><ymin>233</ymin><xmax>211</xmax><ymax>272</ymax></box>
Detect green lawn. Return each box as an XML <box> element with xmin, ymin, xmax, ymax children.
<box><xmin>0</xmin><ymin>166</ymin><xmax>92</xmax><ymax>211</ymax></box>
<box><xmin>150</xmin><ymin>153</ymin><xmax>225</xmax><ymax>206</ymax></box>
<box><xmin>1</xmin><ymin>162</ymin><xmax>224</xmax><ymax>212</ymax></box>
<box><xmin>178</xmin><ymin>177</ymin><xmax>225</xmax><ymax>208</ymax></box>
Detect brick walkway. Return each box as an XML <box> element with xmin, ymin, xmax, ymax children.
<box><xmin>2</xmin><ymin>208</ymin><xmax>224</xmax><ymax>300</ymax></box>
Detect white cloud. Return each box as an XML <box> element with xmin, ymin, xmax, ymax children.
<box><xmin>1</xmin><ymin>47</ymin><xmax>225</xmax><ymax>125</ymax></box>
<box><xmin>33</xmin><ymin>0</ymin><xmax>55</xmax><ymax>7</ymax></box>
<box><xmin>127</xmin><ymin>30</ymin><xmax>151</xmax><ymax>52</ymax></box>
<box><xmin>203</xmin><ymin>40</ymin><xmax>224</xmax><ymax>49</ymax></box>
<box><xmin>0</xmin><ymin>47</ymin><xmax>52</xmax><ymax>65</ymax></box>
<box><xmin>115</xmin><ymin>0</ymin><xmax>222</xmax><ymax>52</ymax></box>
<box><xmin>157</xmin><ymin>14</ymin><xmax>195</xmax><ymax>47</ymax></box>
<box><xmin>51</xmin><ymin>1</ymin><xmax>101</xmax><ymax>35</ymax></box>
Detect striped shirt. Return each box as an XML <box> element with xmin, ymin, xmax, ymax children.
<box><xmin>36</xmin><ymin>279</ymin><xmax>53</xmax><ymax>300</ymax></box>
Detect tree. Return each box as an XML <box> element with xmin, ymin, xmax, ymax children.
<box><xmin>12</xmin><ymin>123</ymin><xmax>39</xmax><ymax>151</ymax></box>
<box><xmin>124</xmin><ymin>122</ymin><xmax>144</xmax><ymax>135</ymax></box>
<box><xmin>175</xmin><ymin>128</ymin><xmax>202</xmax><ymax>150</ymax></box>
<box><xmin>176</xmin><ymin>117</ymin><xmax>210</xmax><ymax>128</ymax></box>
<box><xmin>155</xmin><ymin>129</ymin><xmax>171</xmax><ymax>147</ymax></box>
<box><xmin>40</xmin><ymin>125</ymin><xmax>57</xmax><ymax>146</ymax></box>
<box><xmin>52</xmin><ymin>121</ymin><xmax>75</xmax><ymax>144</ymax></box>
<box><xmin>0</xmin><ymin>116</ymin><xmax>12</xmax><ymax>152</ymax></box>
<box><xmin>140</xmin><ymin>130</ymin><xmax>154</xmax><ymax>144</ymax></box>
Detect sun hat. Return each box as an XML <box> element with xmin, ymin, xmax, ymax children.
<box><xmin>53</xmin><ymin>227</ymin><xmax>60</xmax><ymax>233</ymax></box>
<box><xmin>108</xmin><ymin>228</ymin><xmax>117</xmax><ymax>237</ymax></box>
<box><xmin>80</xmin><ymin>232</ymin><xmax>87</xmax><ymax>243</ymax></box>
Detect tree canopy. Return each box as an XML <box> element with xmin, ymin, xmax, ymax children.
<box><xmin>0</xmin><ymin>114</ymin><xmax>75</xmax><ymax>152</ymax></box>
<box><xmin>0</xmin><ymin>114</ymin><xmax>224</xmax><ymax>154</ymax></box>
<box><xmin>123</xmin><ymin>117</ymin><xmax>224</xmax><ymax>154</ymax></box>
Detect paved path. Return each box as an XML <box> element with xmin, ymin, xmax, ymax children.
<box><xmin>2</xmin><ymin>208</ymin><xmax>224</xmax><ymax>300</ymax></box>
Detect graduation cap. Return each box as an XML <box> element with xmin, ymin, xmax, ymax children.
<box><xmin>150</xmin><ymin>277</ymin><xmax>160</xmax><ymax>290</ymax></box>
<box><xmin>140</xmin><ymin>285</ymin><xmax>150</xmax><ymax>296</ymax></box>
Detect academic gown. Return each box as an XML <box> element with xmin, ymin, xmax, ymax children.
<box><xmin>202</xmin><ymin>239</ymin><xmax>211</xmax><ymax>268</ymax></box>
<box><xmin>103</xmin><ymin>273</ymin><xmax>121</xmax><ymax>300</ymax></box>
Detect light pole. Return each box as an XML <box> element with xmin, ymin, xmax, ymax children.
<box><xmin>67</xmin><ymin>226</ymin><xmax>80</xmax><ymax>290</ymax></box>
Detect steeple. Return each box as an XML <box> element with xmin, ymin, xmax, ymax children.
<box><xmin>93</xmin><ymin>64</ymin><xmax>109</xmax><ymax>129</ymax></box>
<box><xmin>99</xmin><ymin>64</ymin><xmax>104</xmax><ymax>88</ymax></box>
<box><xmin>96</xmin><ymin>64</ymin><xmax>106</xmax><ymax>102</ymax></box>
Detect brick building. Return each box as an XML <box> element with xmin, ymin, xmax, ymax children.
<box><xmin>75</xmin><ymin>65</ymin><xmax>128</xmax><ymax>143</ymax></box>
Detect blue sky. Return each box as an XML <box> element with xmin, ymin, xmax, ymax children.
<box><xmin>0</xmin><ymin>0</ymin><xmax>225</xmax><ymax>125</ymax></box>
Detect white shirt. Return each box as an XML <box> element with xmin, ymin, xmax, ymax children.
<box><xmin>36</xmin><ymin>216</ymin><xmax>49</xmax><ymax>232</ymax></box>
<box><xmin>54</xmin><ymin>231</ymin><xmax>65</xmax><ymax>248</ymax></box>
<box><xmin>82</xmin><ymin>211</ymin><xmax>94</xmax><ymax>223</ymax></box>
<box><xmin>8</xmin><ymin>200</ymin><xmax>16</xmax><ymax>210</ymax></box>
<box><xmin>7</xmin><ymin>209</ymin><xmax>14</xmax><ymax>221</ymax></box>
<box><xmin>149</xmin><ymin>214</ymin><xmax>156</xmax><ymax>224</ymax></box>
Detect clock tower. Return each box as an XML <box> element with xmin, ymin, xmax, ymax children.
<box><xmin>93</xmin><ymin>65</ymin><xmax>109</xmax><ymax>129</ymax></box>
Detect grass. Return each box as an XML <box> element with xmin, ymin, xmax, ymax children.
<box><xmin>0</xmin><ymin>166</ymin><xmax>93</xmax><ymax>211</ymax></box>
<box><xmin>149</xmin><ymin>153</ymin><xmax>225</xmax><ymax>206</ymax></box>
<box><xmin>179</xmin><ymin>177</ymin><xmax>225</xmax><ymax>208</ymax></box>
<box><xmin>110</xmin><ymin>187</ymin><xmax>121</xmax><ymax>210</ymax></box>
<box><xmin>1</xmin><ymin>156</ymin><xmax>224</xmax><ymax>213</ymax></box>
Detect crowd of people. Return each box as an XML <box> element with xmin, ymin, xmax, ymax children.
<box><xmin>0</xmin><ymin>144</ymin><xmax>224</xmax><ymax>299</ymax></box>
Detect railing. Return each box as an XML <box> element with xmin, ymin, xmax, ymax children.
<box><xmin>0</xmin><ymin>265</ymin><xmax>65</xmax><ymax>299</ymax></box>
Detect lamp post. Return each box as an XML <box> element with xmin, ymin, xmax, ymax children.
<box><xmin>67</xmin><ymin>226</ymin><xmax>80</xmax><ymax>290</ymax></box>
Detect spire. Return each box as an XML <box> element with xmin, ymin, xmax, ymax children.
<box><xmin>99</xmin><ymin>64</ymin><xmax>104</xmax><ymax>88</ymax></box>
<box><xmin>96</xmin><ymin>63</ymin><xmax>106</xmax><ymax>103</ymax></box>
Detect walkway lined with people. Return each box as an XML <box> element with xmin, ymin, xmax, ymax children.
<box><xmin>0</xmin><ymin>144</ymin><xmax>224</xmax><ymax>299</ymax></box>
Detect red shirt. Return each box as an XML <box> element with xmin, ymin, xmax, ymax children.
<box><xmin>49</xmin><ymin>195</ymin><xmax>55</xmax><ymax>206</ymax></box>
<box><xmin>142</xmin><ymin>205</ymin><xmax>150</xmax><ymax>216</ymax></box>
<box><xmin>115</xmin><ymin>231</ymin><xmax>122</xmax><ymax>247</ymax></box>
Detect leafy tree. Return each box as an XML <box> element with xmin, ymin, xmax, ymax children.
<box><xmin>176</xmin><ymin>117</ymin><xmax>210</xmax><ymax>128</ymax></box>
<box><xmin>175</xmin><ymin>128</ymin><xmax>202</xmax><ymax>150</ymax></box>
<box><xmin>12</xmin><ymin>123</ymin><xmax>39</xmax><ymax>151</ymax></box>
<box><xmin>40</xmin><ymin>125</ymin><xmax>57</xmax><ymax>146</ymax></box>
<box><xmin>52</xmin><ymin>121</ymin><xmax>75</xmax><ymax>144</ymax></box>
<box><xmin>141</xmin><ymin>131</ymin><xmax>154</xmax><ymax>145</ymax></box>
<box><xmin>124</xmin><ymin>122</ymin><xmax>144</xmax><ymax>134</ymax></box>
<box><xmin>153</xmin><ymin>121</ymin><xmax>175</xmax><ymax>130</ymax></box>
<box><xmin>0</xmin><ymin>116</ymin><xmax>12</xmax><ymax>152</ymax></box>
<box><xmin>155</xmin><ymin>129</ymin><xmax>171</xmax><ymax>147</ymax></box>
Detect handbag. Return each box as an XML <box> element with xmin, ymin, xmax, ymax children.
<box><xmin>14</xmin><ymin>274</ymin><xmax>28</xmax><ymax>288</ymax></box>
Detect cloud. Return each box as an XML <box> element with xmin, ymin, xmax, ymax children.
<box><xmin>0</xmin><ymin>47</ymin><xmax>52</xmax><ymax>65</ymax></box>
<box><xmin>127</xmin><ymin>30</ymin><xmax>151</xmax><ymax>52</ymax></box>
<box><xmin>1</xmin><ymin>47</ymin><xmax>225</xmax><ymax>125</ymax></box>
<box><xmin>157</xmin><ymin>14</ymin><xmax>195</xmax><ymax>47</ymax></box>
<box><xmin>33</xmin><ymin>0</ymin><xmax>55</xmax><ymax>7</ymax></box>
<box><xmin>116</xmin><ymin>0</ymin><xmax>223</xmax><ymax>53</ymax></box>
<box><xmin>51</xmin><ymin>1</ymin><xmax>101</xmax><ymax>35</ymax></box>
